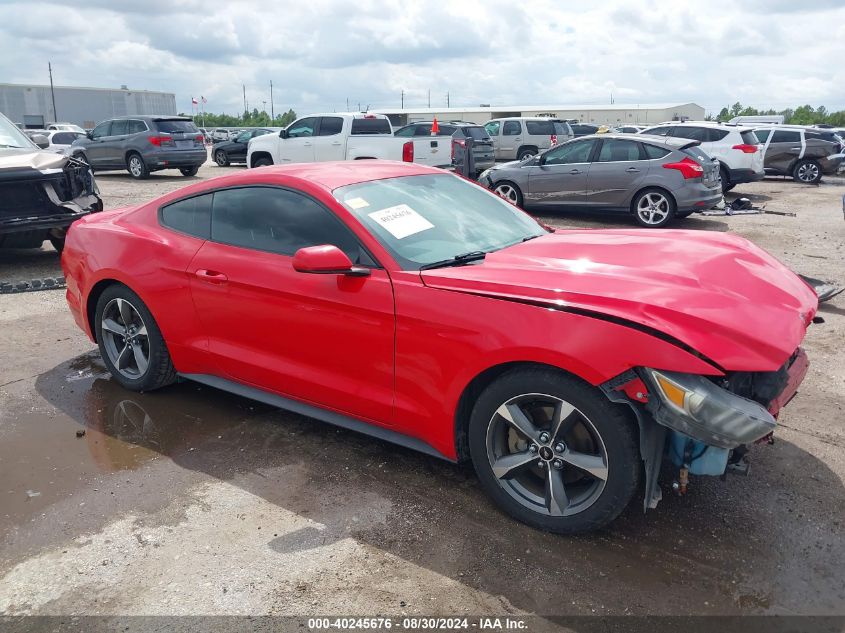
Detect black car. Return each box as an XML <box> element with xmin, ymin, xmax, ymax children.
<box><xmin>395</xmin><ymin>121</ymin><xmax>494</xmax><ymax>174</ymax></box>
<box><xmin>0</xmin><ymin>113</ymin><xmax>102</xmax><ymax>253</ymax></box>
<box><xmin>212</xmin><ymin>128</ymin><xmax>275</xmax><ymax>166</ymax></box>
<box><xmin>570</xmin><ymin>123</ymin><xmax>601</xmax><ymax>137</ymax></box>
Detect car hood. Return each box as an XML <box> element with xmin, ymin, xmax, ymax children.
<box><xmin>420</xmin><ymin>230</ymin><xmax>818</xmax><ymax>372</ymax></box>
<box><xmin>0</xmin><ymin>147</ymin><xmax>70</xmax><ymax>173</ymax></box>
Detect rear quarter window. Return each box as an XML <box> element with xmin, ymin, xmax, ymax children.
<box><xmin>350</xmin><ymin>118</ymin><xmax>392</xmax><ymax>135</ymax></box>
<box><xmin>525</xmin><ymin>120</ymin><xmax>555</xmax><ymax>135</ymax></box>
<box><xmin>740</xmin><ymin>131</ymin><xmax>760</xmax><ymax>145</ymax></box>
<box><xmin>642</xmin><ymin>144</ymin><xmax>670</xmax><ymax>159</ymax></box>
<box><xmin>160</xmin><ymin>194</ymin><xmax>212</xmax><ymax>239</ymax></box>
<box><xmin>682</xmin><ymin>146</ymin><xmax>712</xmax><ymax>163</ymax></box>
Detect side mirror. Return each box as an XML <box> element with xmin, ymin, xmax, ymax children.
<box><xmin>86</xmin><ymin>131</ymin><xmax>93</xmax><ymax>140</ymax></box>
<box><xmin>279</xmin><ymin>129</ymin><xmax>289</xmax><ymax>139</ymax></box>
<box><xmin>292</xmin><ymin>245</ymin><xmax>370</xmax><ymax>277</ymax></box>
<box><xmin>534</xmin><ymin>155</ymin><xmax>545</xmax><ymax>166</ymax></box>
<box><xmin>32</xmin><ymin>134</ymin><xmax>50</xmax><ymax>149</ymax></box>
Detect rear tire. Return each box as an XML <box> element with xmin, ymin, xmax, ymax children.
<box><xmin>632</xmin><ymin>187</ymin><xmax>675</xmax><ymax>228</ymax></box>
<box><xmin>126</xmin><ymin>153</ymin><xmax>149</xmax><ymax>179</ymax></box>
<box><xmin>180</xmin><ymin>166</ymin><xmax>199</xmax><ymax>177</ymax></box>
<box><xmin>48</xmin><ymin>235</ymin><xmax>65</xmax><ymax>253</ymax></box>
<box><xmin>94</xmin><ymin>285</ymin><xmax>176</xmax><ymax>392</ymax></box>
<box><xmin>214</xmin><ymin>149</ymin><xmax>229</xmax><ymax>166</ymax></box>
<box><xmin>517</xmin><ymin>147</ymin><xmax>538</xmax><ymax>161</ymax></box>
<box><xmin>719</xmin><ymin>166</ymin><xmax>735</xmax><ymax>192</ymax></box>
<box><xmin>793</xmin><ymin>159</ymin><xmax>822</xmax><ymax>184</ymax></box>
<box><xmin>493</xmin><ymin>181</ymin><xmax>523</xmax><ymax>207</ymax></box>
<box><xmin>468</xmin><ymin>367</ymin><xmax>640</xmax><ymax>534</ymax></box>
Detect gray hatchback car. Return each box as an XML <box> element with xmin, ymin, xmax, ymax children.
<box><xmin>71</xmin><ymin>116</ymin><xmax>207</xmax><ymax>179</ymax></box>
<box><xmin>479</xmin><ymin>134</ymin><xmax>722</xmax><ymax>228</ymax></box>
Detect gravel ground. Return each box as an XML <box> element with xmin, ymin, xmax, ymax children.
<box><xmin>0</xmin><ymin>161</ymin><xmax>843</xmax><ymax>622</ymax></box>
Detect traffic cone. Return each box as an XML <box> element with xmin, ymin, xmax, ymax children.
<box><xmin>431</xmin><ymin>117</ymin><xmax>440</xmax><ymax>135</ymax></box>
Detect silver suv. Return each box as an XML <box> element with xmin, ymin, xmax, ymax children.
<box><xmin>484</xmin><ymin>117</ymin><xmax>574</xmax><ymax>161</ymax></box>
<box><xmin>71</xmin><ymin>116</ymin><xmax>207</xmax><ymax>179</ymax></box>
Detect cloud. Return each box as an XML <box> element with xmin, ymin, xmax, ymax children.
<box><xmin>0</xmin><ymin>0</ymin><xmax>842</xmax><ymax>119</ymax></box>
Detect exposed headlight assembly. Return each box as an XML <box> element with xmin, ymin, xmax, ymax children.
<box><xmin>643</xmin><ymin>369</ymin><xmax>776</xmax><ymax>449</ymax></box>
<box><xmin>479</xmin><ymin>168</ymin><xmax>492</xmax><ymax>181</ymax></box>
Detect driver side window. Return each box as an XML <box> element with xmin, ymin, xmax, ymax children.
<box><xmin>210</xmin><ymin>187</ymin><xmax>374</xmax><ymax>265</ymax></box>
<box><xmin>543</xmin><ymin>139</ymin><xmax>597</xmax><ymax>165</ymax></box>
<box><xmin>91</xmin><ymin>121</ymin><xmax>111</xmax><ymax>139</ymax></box>
<box><xmin>287</xmin><ymin>118</ymin><xmax>318</xmax><ymax>138</ymax></box>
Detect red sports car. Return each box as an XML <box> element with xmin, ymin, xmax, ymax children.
<box><xmin>62</xmin><ymin>161</ymin><xmax>817</xmax><ymax>533</ymax></box>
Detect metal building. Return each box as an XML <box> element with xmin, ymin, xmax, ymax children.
<box><xmin>0</xmin><ymin>83</ymin><xmax>176</xmax><ymax>129</ymax></box>
<box><xmin>375</xmin><ymin>102</ymin><xmax>706</xmax><ymax>127</ymax></box>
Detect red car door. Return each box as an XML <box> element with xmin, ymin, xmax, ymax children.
<box><xmin>188</xmin><ymin>186</ymin><xmax>395</xmax><ymax>425</ymax></box>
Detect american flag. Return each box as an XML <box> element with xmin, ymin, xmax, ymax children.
<box><xmin>191</xmin><ymin>97</ymin><xmax>198</xmax><ymax>105</ymax></box>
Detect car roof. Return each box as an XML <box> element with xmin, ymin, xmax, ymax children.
<box><xmin>649</xmin><ymin>121</ymin><xmax>751</xmax><ymax>131</ymax></box>
<box><xmin>599</xmin><ymin>132</ymin><xmax>697</xmax><ymax>149</ymax></box>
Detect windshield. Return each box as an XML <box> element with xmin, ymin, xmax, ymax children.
<box><xmin>334</xmin><ymin>174</ymin><xmax>546</xmax><ymax>270</ymax></box>
<box><xmin>0</xmin><ymin>113</ymin><xmax>36</xmax><ymax>149</ymax></box>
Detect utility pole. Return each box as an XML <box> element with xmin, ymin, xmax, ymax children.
<box><xmin>427</xmin><ymin>89</ymin><xmax>431</xmax><ymax>108</ymax></box>
<box><xmin>346</xmin><ymin>97</ymin><xmax>349</xmax><ymax>111</ymax></box>
<box><xmin>242</xmin><ymin>84</ymin><xmax>247</xmax><ymax>116</ymax></box>
<box><xmin>262</xmin><ymin>100</ymin><xmax>267</xmax><ymax>114</ymax></box>
<box><xmin>401</xmin><ymin>89</ymin><xmax>404</xmax><ymax>108</ymax></box>
<box><xmin>48</xmin><ymin>62</ymin><xmax>58</xmax><ymax>122</ymax></box>
<box><xmin>270</xmin><ymin>80</ymin><xmax>274</xmax><ymax>120</ymax></box>
<box><xmin>446</xmin><ymin>91</ymin><xmax>450</xmax><ymax>108</ymax></box>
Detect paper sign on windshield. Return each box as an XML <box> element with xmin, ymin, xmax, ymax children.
<box><xmin>368</xmin><ymin>204</ymin><xmax>434</xmax><ymax>239</ymax></box>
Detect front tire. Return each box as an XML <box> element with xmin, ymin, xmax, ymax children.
<box><xmin>126</xmin><ymin>153</ymin><xmax>149</xmax><ymax>179</ymax></box>
<box><xmin>253</xmin><ymin>157</ymin><xmax>273</xmax><ymax>168</ymax></box>
<box><xmin>632</xmin><ymin>187</ymin><xmax>675</xmax><ymax>228</ymax></box>
<box><xmin>95</xmin><ymin>285</ymin><xmax>176</xmax><ymax>392</ymax></box>
<box><xmin>793</xmin><ymin>159</ymin><xmax>822</xmax><ymax>184</ymax></box>
<box><xmin>214</xmin><ymin>149</ymin><xmax>229</xmax><ymax>166</ymax></box>
<box><xmin>493</xmin><ymin>181</ymin><xmax>523</xmax><ymax>207</ymax></box>
<box><xmin>468</xmin><ymin>367</ymin><xmax>640</xmax><ymax>534</ymax></box>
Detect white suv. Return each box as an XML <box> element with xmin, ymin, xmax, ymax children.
<box><xmin>640</xmin><ymin>122</ymin><xmax>764</xmax><ymax>191</ymax></box>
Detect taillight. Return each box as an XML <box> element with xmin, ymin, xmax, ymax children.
<box><xmin>148</xmin><ymin>134</ymin><xmax>173</xmax><ymax>147</ymax></box>
<box><xmin>195</xmin><ymin>134</ymin><xmax>204</xmax><ymax>143</ymax></box>
<box><xmin>451</xmin><ymin>138</ymin><xmax>465</xmax><ymax>161</ymax></box>
<box><xmin>402</xmin><ymin>140</ymin><xmax>414</xmax><ymax>162</ymax></box>
<box><xmin>732</xmin><ymin>144</ymin><xmax>758</xmax><ymax>153</ymax></box>
<box><xmin>662</xmin><ymin>157</ymin><xmax>704</xmax><ymax>179</ymax></box>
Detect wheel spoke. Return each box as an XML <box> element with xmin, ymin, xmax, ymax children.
<box><xmin>131</xmin><ymin>343</ymin><xmax>149</xmax><ymax>374</ymax></box>
<box><xmin>562</xmin><ymin>449</ymin><xmax>608</xmax><ymax>481</ymax></box>
<box><xmin>496</xmin><ymin>403</ymin><xmax>538</xmax><ymax>440</ymax></box>
<box><xmin>134</xmin><ymin>324</ymin><xmax>148</xmax><ymax>338</ymax></box>
<box><xmin>549</xmin><ymin>401</ymin><xmax>576</xmax><ymax>442</ymax></box>
<box><xmin>491</xmin><ymin>451</ymin><xmax>537</xmax><ymax>479</ymax></box>
<box><xmin>116</xmin><ymin>344</ymin><xmax>132</xmax><ymax>370</ymax></box>
<box><xmin>117</xmin><ymin>298</ymin><xmax>134</xmax><ymax>327</ymax></box>
<box><xmin>102</xmin><ymin>318</ymin><xmax>125</xmax><ymax>335</ymax></box>
<box><xmin>545</xmin><ymin>467</ymin><xmax>569</xmax><ymax>516</ymax></box>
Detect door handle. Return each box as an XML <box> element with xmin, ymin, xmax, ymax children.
<box><xmin>626</xmin><ymin>167</ymin><xmax>641</xmax><ymax>172</ymax></box>
<box><xmin>331</xmin><ymin>141</ymin><xmax>342</xmax><ymax>146</ymax></box>
<box><xmin>195</xmin><ymin>269</ymin><xmax>228</xmax><ymax>284</ymax></box>
<box><xmin>304</xmin><ymin>142</ymin><xmax>312</xmax><ymax>146</ymax></box>
<box><xmin>569</xmin><ymin>169</ymin><xmax>582</xmax><ymax>175</ymax></box>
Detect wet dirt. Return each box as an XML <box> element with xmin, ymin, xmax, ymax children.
<box><xmin>0</xmin><ymin>165</ymin><xmax>843</xmax><ymax>618</ymax></box>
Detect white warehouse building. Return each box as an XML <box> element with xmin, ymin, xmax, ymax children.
<box><xmin>375</xmin><ymin>102</ymin><xmax>705</xmax><ymax>127</ymax></box>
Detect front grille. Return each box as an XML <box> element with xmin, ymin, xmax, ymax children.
<box><xmin>724</xmin><ymin>350</ymin><xmax>795</xmax><ymax>407</ymax></box>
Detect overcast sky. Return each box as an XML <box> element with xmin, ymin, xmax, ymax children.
<box><xmin>1</xmin><ymin>0</ymin><xmax>843</xmax><ymax>117</ymax></box>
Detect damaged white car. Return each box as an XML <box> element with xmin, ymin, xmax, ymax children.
<box><xmin>0</xmin><ymin>112</ymin><xmax>102</xmax><ymax>253</ymax></box>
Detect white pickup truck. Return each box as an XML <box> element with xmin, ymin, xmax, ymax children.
<box><xmin>247</xmin><ymin>112</ymin><xmax>452</xmax><ymax>169</ymax></box>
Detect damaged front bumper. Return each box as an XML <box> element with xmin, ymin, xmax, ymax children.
<box><xmin>602</xmin><ymin>348</ymin><xmax>809</xmax><ymax>509</ymax></box>
<box><xmin>0</xmin><ymin>153</ymin><xmax>103</xmax><ymax>247</ymax></box>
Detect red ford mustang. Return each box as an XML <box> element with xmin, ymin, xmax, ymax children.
<box><xmin>62</xmin><ymin>161</ymin><xmax>817</xmax><ymax>533</ymax></box>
